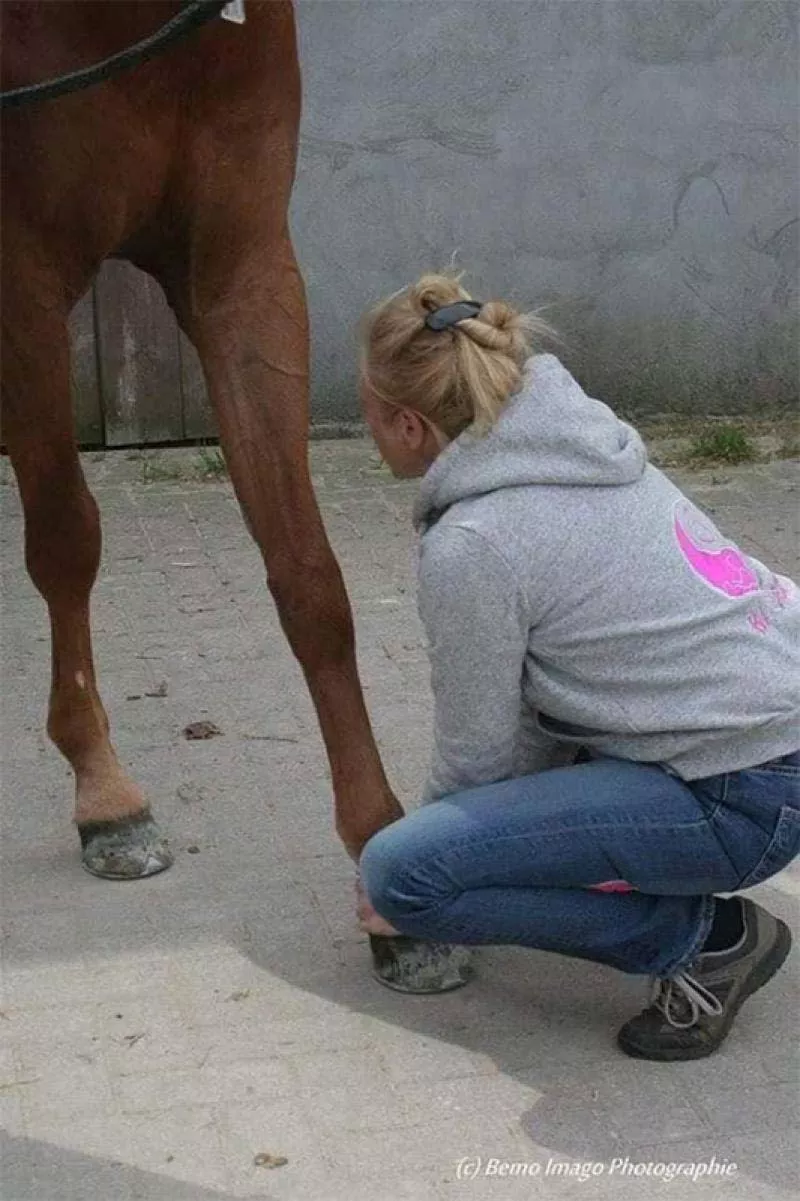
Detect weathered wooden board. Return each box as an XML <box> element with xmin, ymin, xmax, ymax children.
<box><xmin>64</xmin><ymin>262</ymin><xmax>218</xmax><ymax>447</ymax></box>
<box><xmin>94</xmin><ymin>262</ymin><xmax>184</xmax><ymax>446</ymax></box>
<box><xmin>179</xmin><ymin>330</ymin><xmax>217</xmax><ymax>442</ymax></box>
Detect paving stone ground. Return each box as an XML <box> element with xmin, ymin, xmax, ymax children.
<box><xmin>1</xmin><ymin>441</ymin><xmax>798</xmax><ymax>1201</ymax></box>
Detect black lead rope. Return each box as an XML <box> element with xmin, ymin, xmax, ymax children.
<box><xmin>0</xmin><ymin>0</ymin><xmax>228</xmax><ymax>111</ymax></box>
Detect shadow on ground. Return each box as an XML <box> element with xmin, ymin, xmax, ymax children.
<box><xmin>0</xmin><ymin>1131</ymin><xmax>268</xmax><ymax>1201</ymax></box>
<box><xmin>2</xmin><ymin>828</ymin><xmax>798</xmax><ymax>1198</ymax></box>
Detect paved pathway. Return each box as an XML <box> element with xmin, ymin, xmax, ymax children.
<box><xmin>1</xmin><ymin>444</ymin><xmax>798</xmax><ymax>1201</ymax></box>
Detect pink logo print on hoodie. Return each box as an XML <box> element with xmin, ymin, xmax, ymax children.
<box><xmin>672</xmin><ymin>501</ymin><xmax>798</xmax><ymax>632</ymax></box>
<box><xmin>673</xmin><ymin>503</ymin><xmax>760</xmax><ymax>598</ymax></box>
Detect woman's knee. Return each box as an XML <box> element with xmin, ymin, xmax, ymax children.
<box><xmin>358</xmin><ymin>824</ymin><xmax>406</xmax><ymax>916</ymax></box>
<box><xmin>358</xmin><ymin>819</ymin><xmax>441</xmax><ymax>921</ymax></box>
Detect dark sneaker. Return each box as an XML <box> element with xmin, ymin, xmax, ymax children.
<box><xmin>617</xmin><ymin>898</ymin><xmax>792</xmax><ymax>1061</ymax></box>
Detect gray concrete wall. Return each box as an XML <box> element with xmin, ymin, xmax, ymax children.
<box><xmin>290</xmin><ymin>0</ymin><xmax>798</xmax><ymax>425</ymax></box>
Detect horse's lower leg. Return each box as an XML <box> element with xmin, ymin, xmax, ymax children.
<box><xmin>3</xmin><ymin>312</ymin><xmax>172</xmax><ymax>877</ymax></box>
<box><xmin>181</xmin><ymin>243</ymin><xmax>403</xmax><ymax>857</ymax></box>
<box><xmin>184</xmin><ymin>250</ymin><xmax>471</xmax><ymax>990</ymax></box>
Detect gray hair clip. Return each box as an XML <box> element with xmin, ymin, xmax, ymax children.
<box><xmin>425</xmin><ymin>301</ymin><xmax>482</xmax><ymax>331</ymax></box>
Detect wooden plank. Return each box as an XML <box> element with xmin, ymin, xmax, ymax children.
<box><xmin>179</xmin><ymin>330</ymin><xmax>217</xmax><ymax>441</ymax></box>
<box><xmin>94</xmin><ymin>261</ymin><xmax>183</xmax><ymax>446</ymax></box>
<box><xmin>69</xmin><ymin>287</ymin><xmax>104</xmax><ymax>447</ymax></box>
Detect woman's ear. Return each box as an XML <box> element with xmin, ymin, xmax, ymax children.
<box><xmin>394</xmin><ymin>406</ymin><xmax>428</xmax><ymax>450</ymax></box>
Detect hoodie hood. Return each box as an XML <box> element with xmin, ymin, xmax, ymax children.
<box><xmin>413</xmin><ymin>354</ymin><xmax>647</xmax><ymax>531</ymax></box>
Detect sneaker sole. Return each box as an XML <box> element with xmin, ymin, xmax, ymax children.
<box><xmin>618</xmin><ymin>917</ymin><xmax>793</xmax><ymax>1062</ymax></box>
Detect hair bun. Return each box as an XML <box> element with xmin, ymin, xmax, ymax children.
<box><xmin>360</xmin><ymin>267</ymin><xmax>556</xmax><ymax>442</ymax></box>
<box><xmin>412</xmin><ymin>274</ymin><xmax>470</xmax><ymax>320</ymax></box>
<box><xmin>481</xmin><ymin>300</ymin><xmax>514</xmax><ymax>329</ymax></box>
<box><xmin>461</xmin><ymin>300</ymin><xmax>517</xmax><ymax>352</ymax></box>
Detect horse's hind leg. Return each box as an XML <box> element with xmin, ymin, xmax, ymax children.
<box><xmin>2</xmin><ymin>288</ymin><xmax>172</xmax><ymax>878</ymax></box>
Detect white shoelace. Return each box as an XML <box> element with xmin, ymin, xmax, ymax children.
<box><xmin>651</xmin><ymin>970</ymin><xmax>725</xmax><ymax>1029</ymax></box>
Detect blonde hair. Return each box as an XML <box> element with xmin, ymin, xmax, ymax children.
<box><xmin>359</xmin><ymin>271</ymin><xmax>554</xmax><ymax>440</ymax></box>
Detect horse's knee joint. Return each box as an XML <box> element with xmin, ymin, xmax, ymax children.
<box><xmin>267</xmin><ymin>555</ymin><xmax>354</xmax><ymax>669</ymax></box>
<box><xmin>267</xmin><ymin>551</ymin><xmax>341</xmax><ymax>613</ymax></box>
<box><xmin>23</xmin><ymin>476</ymin><xmax>100</xmax><ymax>598</ymax></box>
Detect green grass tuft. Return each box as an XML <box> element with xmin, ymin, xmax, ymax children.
<box><xmin>687</xmin><ymin>426</ymin><xmax>758</xmax><ymax>465</ymax></box>
<box><xmin>195</xmin><ymin>446</ymin><xmax>227</xmax><ymax>478</ymax></box>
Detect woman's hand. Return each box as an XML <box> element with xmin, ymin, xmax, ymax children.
<box><xmin>355</xmin><ymin>874</ymin><xmax>402</xmax><ymax>937</ymax></box>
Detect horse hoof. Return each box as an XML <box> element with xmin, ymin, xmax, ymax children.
<box><xmin>369</xmin><ymin>934</ymin><xmax>474</xmax><ymax>993</ymax></box>
<box><xmin>78</xmin><ymin>813</ymin><xmax>174</xmax><ymax>879</ymax></box>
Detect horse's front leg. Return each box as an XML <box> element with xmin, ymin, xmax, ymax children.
<box><xmin>182</xmin><ymin>239</ymin><xmax>403</xmax><ymax>857</ymax></box>
<box><xmin>1</xmin><ymin>275</ymin><xmax>172</xmax><ymax>878</ymax></box>
<box><xmin>179</xmin><ymin>244</ymin><xmax>471</xmax><ymax>992</ymax></box>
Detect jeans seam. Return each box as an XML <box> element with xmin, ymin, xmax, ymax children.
<box><xmin>657</xmin><ymin>894</ymin><xmax>715</xmax><ymax>977</ymax></box>
<box><xmin>408</xmin><ymin>814</ymin><xmax>720</xmax><ymax>882</ymax></box>
<box><xmin>737</xmin><ymin>804</ymin><xmax>800</xmax><ymax>888</ymax></box>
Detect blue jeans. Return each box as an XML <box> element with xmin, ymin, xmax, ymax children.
<box><xmin>359</xmin><ymin>751</ymin><xmax>800</xmax><ymax>977</ymax></box>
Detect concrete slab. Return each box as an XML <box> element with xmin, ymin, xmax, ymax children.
<box><xmin>1</xmin><ymin>442</ymin><xmax>798</xmax><ymax>1200</ymax></box>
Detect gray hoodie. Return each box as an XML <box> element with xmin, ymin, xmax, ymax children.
<box><xmin>413</xmin><ymin>354</ymin><xmax>800</xmax><ymax>801</ymax></box>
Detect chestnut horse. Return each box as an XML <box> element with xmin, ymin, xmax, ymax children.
<box><xmin>0</xmin><ymin>0</ymin><xmax>403</xmax><ymax>878</ymax></box>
